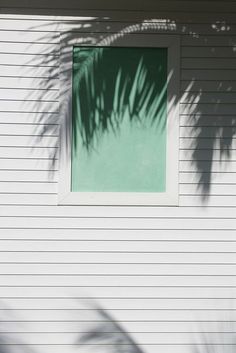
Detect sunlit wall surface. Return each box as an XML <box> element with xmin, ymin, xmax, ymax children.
<box><xmin>71</xmin><ymin>46</ymin><xmax>167</xmax><ymax>192</ymax></box>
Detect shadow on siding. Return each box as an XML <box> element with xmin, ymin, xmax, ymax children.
<box><xmin>23</xmin><ymin>16</ymin><xmax>236</xmax><ymax>202</ymax></box>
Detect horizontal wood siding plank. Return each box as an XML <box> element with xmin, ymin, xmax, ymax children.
<box><xmin>0</xmin><ymin>30</ymin><xmax>59</xmax><ymax>43</ymax></box>
<box><xmin>0</xmin><ymin>64</ymin><xmax>59</xmax><ymax>78</ymax></box>
<box><xmin>0</xmin><ymin>88</ymin><xmax>58</xmax><ymax>101</ymax></box>
<box><xmin>0</xmin><ymin>124</ymin><xmax>59</xmax><ymax>136</ymax></box>
<box><xmin>181</xmin><ymin>80</ymin><xmax>236</xmax><ymax>92</ymax></box>
<box><xmin>0</xmin><ymin>77</ymin><xmax>59</xmax><ymax>89</ymax></box>
<box><xmin>0</xmin><ymin>112</ymin><xmax>59</xmax><ymax>124</ymax></box>
<box><xmin>0</xmin><ymin>147</ymin><xmax>58</xmax><ymax>159</ymax></box>
<box><xmin>0</xmin><ymin>182</ymin><xmax>57</xmax><ymax>193</ymax></box>
<box><xmin>0</xmin><ymin>11</ymin><xmax>235</xmax><ymax>353</ymax></box>
<box><xmin>0</xmin><ymin>135</ymin><xmax>58</xmax><ymax>147</ymax></box>
<box><xmin>0</xmin><ymin>159</ymin><xmax>58</xmax><ymax>170</ymax></box>
<box><xmin>0</xmin><ymin>193</ymin><xmax>57</xmax><ymax>204</ymax></box>
<box><xmin>0</xmin><ymin>170</ymin><xmax>57</xmax><ymax>182</ymax></box>
<box><xmin>0</xmin><ymin>53</ymin><xmax>58</xmax><ymax>67</ymax></box>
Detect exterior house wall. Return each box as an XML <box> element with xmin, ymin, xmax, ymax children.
<box><xmin>0</xmin><ymin>2</ymin><xmax>235</xmax><ymax>353</ymax></box>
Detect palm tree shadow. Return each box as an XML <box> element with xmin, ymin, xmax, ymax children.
<box><xmin>72</xmin><ymin>45</ymin><xmax>168</xmax><ymax>152</ymax></box>
<box><xmin>77</xmin><ymin>303</ymin><xmax>145</xmax><ymax>353</ymax></box>
<box><xmin>22</xmin><ymin>17</ymin><xmax>236</xmax><ymax>202</ymax></box>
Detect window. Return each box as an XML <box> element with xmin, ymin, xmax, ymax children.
<box><xmin>59</xmin><ymin>32</ymin><xmax>180</xmax><ymax>205</ymax></box>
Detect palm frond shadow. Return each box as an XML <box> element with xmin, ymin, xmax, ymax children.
<box><xmin>0</xmin><ymin>307</ymin><xmax>36</xmax><ymax>353</ymax></box>
<box><xmin>192</xmin><ymin>318</ymin><xmax>236</xmax><ymax>353</ymax></box>
<box><xmin>77</xmin><ymin>303</ymin><xmax>144</xmax><ymax>353</ymax></box>
<box><xmin>72</xmin><ymin>46</ymin><xmax>167</xmax><ymax>151</ymax></box>
<box><xmin>22</xmin><ymin>17</ymin><xmax>236</xmax><ymax>201</ymax></box>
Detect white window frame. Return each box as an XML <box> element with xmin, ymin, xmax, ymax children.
<box><xmin>58</xmin><ymin>30</ymin><xmax>180</xmax><ymax>206</ymax></box>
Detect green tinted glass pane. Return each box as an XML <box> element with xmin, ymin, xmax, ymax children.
<box><xmin>71</xmin><ymin>46</ymin><xmax>167</xmax><ymax>192</ymax></box>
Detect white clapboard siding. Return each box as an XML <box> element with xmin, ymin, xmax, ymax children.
<box><xmin>0</xmin><ymin>77</ymin><xmax>59</xmax><ymax>89</ymax></box>
<box><xmin>0</xmin><ymin>112</ymin><xmax>60</xmax><ymax>124</ymax></box>
<box><xmin>0</xmin><ymin>42</ymin><xmax>59</xmax><ymax>55</ymax></box>
<box><xmin>182</xmin><ymin>70</ymin><xmax>236</xmax><ymax>81</ymax></box>
<box><xmin>180</xmin><ymin>195</ymin><xmax>236</xmax><ymax>207</ymax></box>
<box><xmin>0</xmin><ymin>5</ymin><xmax>235</xmax><ymax>353</ymax></box>
<box><xmin>1</xmin><ymin>252</ymin><xmax>235</xmax><ymax>266</ymax></box>
<box><xmin>0</xmin><ymin>332</ymin><xmax>236</xmax><ymax>345</ymax></box>
<box><xmin>181</xmin><ymin>80</ymin><xmax>236</xmax><ymax>92</ymax></box>
<box><xmin>180</xmin><ymin>138</ymin><xmax>236</xmax><ymax>149</ymax></box>
<box><xmin>179</xmin><ymin>149</ymin><xmax>236</xmax><ymax>161</ymax></box>
<box><xmin>182</xmin><ymin>35</ymin><xmax>236</xmax><ymax>47</ymax></box>
<box><xmin>0</xmin><ymin>88</ymin><xmax>58</xmax><ymax>101</ymax></box>
<box><xmin>180</xmin><ymin>184</ymin><xmax>236</xmax><ymax>195</ymax></box>
<box><xmin>0</xmin><ymin>124</ymin><xmax>59</xmax><ymax>136</ymax></box>
<box><xmin>0</xmin><ymin>53</ymin><xmax>58</xmax><ymax>66</ymax></box>
<box><xmin>0</xmin><ymin>193</ymin><xmax>57</xmax><ymax>204</ymax></box>
<box><xmin>2</xmin><ymin>297</ymin><xmax>236</xmax><ymax>310</ymax></box>
<box><xmin>1</xmin><ymin>204</ymin><xmax>236</xmax><ymax>218</ymax></box>
<box><xmin>0</xmin><ymin>147</ymin><xmax>58</xmax><ymax>159</ymax></box>
<box><xmin>0</xmin><ymin>170</ymin><xmax>57</xmax><ymax>182</ymax></box>
<box><xmin>0</xmin><ymin>31</ymin><xmax>59</xmax><ymax>43</ymax></box>
<box><xmin>0</xmin><ymin>158</ymin><xmax>58</xmax><ymax>170</ymax></box>
<box><xmin>182</xmin><ymin>46</ymin><xmax>236</xmax><ymax>58</ymax></box>
<box><xmin>1</xmin><ymin>217</ymin><xmax>236</xmax><ymax>230</ymax></box>
<box><xmin>0</xmin><ymin>182</ymin><xmax>57</xmax><ymax>193</ymax></box>
<box><xmin>180</xmin><ymin>115</ymin><xmax>236</xmax><ymax>126</ymax></box>
<box><xmin>0</xmin><ymin>100</ymin><xmax>58</xmax><ymax>113</ymax></box>
<box><xmin>0</xmin><ymin>65</ymin><xmax>59</xmax><ymax>78</ymax></box>
<box><xmin>180</xmin><ymin>126</ymin><xmax>236</xmax><ymax>138</ymax></box>
<box><xmin>62</xmin><ymin>21</ymin><xmax>236</xmax><ymax>35</ymax></box>
<box><xmin>180</xmin><ymin>172</ymin><xmax>236</xmax><ymax>184</ymax></box>
<box><xmin>0</xmin><ymin>18</ymin><xmax>59</xmax><ymax>31</ymax></box>
<box><xmin>181</xmin><ymin>92</ymin><xmax>236</xmax><ymax>104</ymax></box>
<box><xmin>182</xmin><ymin>58</ymin><xmax>236</xmax><ymax>70</ymax></box>
<box><xmin>180</xmin><ymin>161</ymin><xmax>236</xmax><ymax>173</ymax></box>
<box><xmin>0</xmin><ymin>135</ymin><xmax>58</xmax><ymax>147</ymax></box>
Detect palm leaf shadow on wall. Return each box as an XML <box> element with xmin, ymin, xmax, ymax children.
<box><xmin>77</xmin><ymin>303</ymin><xmax>145</xmax><ymax>353</ymax></box>
<box><xmin>72</xmin><ymin>46</ymin><xmax>167</xmax><ymax>152</ymax></box>
<box><xmin>24</xmin><ymin>18</ymin><xmax>236</xmax><ymax>202</ymax></box>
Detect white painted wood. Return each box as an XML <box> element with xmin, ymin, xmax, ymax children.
<box><xmin>179</xmin><ymin>149</ymin><xmax>236</xmax><ymax>161</ymax></box>
<box><xmin>0</xmin><ymin>135</ymin><xmax>59</xmax><ymax>147</ymax></box>
<box><xmin>182</xmin><ymin>46</ymin><xmax>236</xmax><ymax>58</ymax></box>
<box><xmin>182</xmin><ymin>58</ymin><xmax>236</xmax><ymax>70</ymax></box>
<box><xmin>0</xmin><ymin>65</ymin><xmax>59</xmax><ymax>78</ymax></box>
<box><xmin>0</xmin><ymin>182</ymin><xmax>57</xmax><ymax>193</ymax></box>
<box><xmin>180</xmin><ymin>161</ymin><xmax>236</xmax><ymax>173</ymax></box>
<box><xmin>0</xmin><ymin>88</ymin><xmax>58</xmax><ymax>101</ymax></box>
<box><xmin>0</xmin><ymin>159</ymin><xmax>58</xmax><ymax>170</ymax></box>
<box><xmin>0</xmin><ymin>77</ymin><xmax>59</xmax><ymax>89</ymax></box>
<box><xmin>180</xmin><ymin>115</ymin><xmax>236</xmax><ymax>126</ymax></box>
<box><xmin>180</xmin><ymin>172</ymin><xmax>236</xmax><ymax>184</ymax></box>
<box><xmin>0</xmin><ymin>170</ymin><xmax>57</xmax><ymax>182</ymax></box>
<box><xmin>1</xmin><ymin>217</ymin><xmax>236</xmax><ymax>230</ymax></box>
<box><xmin>181</xmin><ymin>92</ymin><xmax>236</xmax><ymax>104</ymax></box>
<box><xmin>0</xmin><ymin>101</ymin><xmax>58</xmax><ymax>113</ymax></box>
<box><xmin>0</xmin><ymin>30</ymin><xmax>59</xmax><ymax>43</ymax></box>
<box><xmin>0</xmin><ymin>9</ymin><xmax>235</xmax><ymax>353</ymax></box>
<box><xmin>59</xmin><ymin>31</ymin><xmax>180</xmax><ymax>206</ymax></box>
<box><xmin>0</xmin><ymin>147</ymin><xmax>58</xmax><ymax>159</ymax></box>
<box><xmin>0</xmin><ymin>53</ymin><xmax>58</xmax><ymax>66</ymax></box>
<box><xmin>0</xmin><ymin>193</ymin><xmax>57</xmax><ymax>204</ymax></box>
<box><xmin>181</xmin><ymin>80</ymin><xmax>236</xmax><ymax>92</ymax></box>
<box><xmin>0</xmin><ymin>112</ymin><xmax>59</xmax><ymax>124</ymax></box>
<box><xmin>182</xmin><ymin>35</ymin><xmax>236</xmax><ymax>47</ymax></box>
<box><xmin>180</xmin><ymin>138</ymin><xmax>236</xmax><ymax>149</ymax></box>
<box><xmin>1</xmin><ymin>204</ymin><xmax>236</xmax><ymax>218</ymax></box>
<box><xmin>0</xmin><ymin>18</ymin><xmax>59</xmax><ymax>31</ymax></box>
<box><xmin>2</xmin><ymin>252</ymin><xmax>236</xmax><ymax>269</ymax></box>
<box><xmin>0</xmin><ymin>124</ymin><xmax>59</xmax><ymax>135</ymax></box>
<box><xmin>180</xmin><ymin>195</ymin><xmax>236</xmax><ymax>207</ymax></box>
